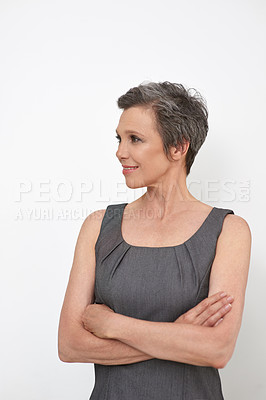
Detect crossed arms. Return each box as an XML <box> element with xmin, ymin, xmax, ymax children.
<box><xmin>58</xmin><ymin>210</ymin><xmax>251</xmax><ymax>369</ymax></box>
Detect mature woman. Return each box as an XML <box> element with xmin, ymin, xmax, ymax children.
<box><xmin>58</xmin><ymin>81</ymin><xmax>251</xmax><ymax>399</ymax></box>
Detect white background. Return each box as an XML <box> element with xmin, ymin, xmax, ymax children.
<box><xmin>1</xmin><ymin>0</ymin><xmax>265</xmax><ymax>399</ymax></box>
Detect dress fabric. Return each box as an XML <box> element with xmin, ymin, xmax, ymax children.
<box><xmin>89</xmin><ymin>203</ymin><xmax>234</xmax><ymax>400</ymax></box>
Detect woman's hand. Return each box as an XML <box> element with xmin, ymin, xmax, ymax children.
<box><xmin>174</xmin><ymin>291</ymin><xmax>234</xmax><ymax>327</ymax></box>
<box><xmin>81</xmin><ymin>303</ymin><xmax>115</xmax><ymax>339</ymax></box>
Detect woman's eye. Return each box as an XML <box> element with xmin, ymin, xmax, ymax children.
<box><xmin>115</xmin><ymin>135</ymin><xmax>141</xmax><ymax>143</ymax></box>
<box><xmin>130</xmin><ymin>135</ymin><xmax>141</xmax><ymax>143</ymax></box>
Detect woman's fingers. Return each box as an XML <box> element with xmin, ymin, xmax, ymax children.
<box><xmin>183</xmin><ymin>291</ymin><xmax>234</xmax><ymax>326</ymax></box>
<box><xmin>214</xmin><ymin>318</ymin><xmax>223</xmax><ymax>327</ymax></box>
<box><xmin>194</xmin><ymin>292</ymin><xmax>230</xmax><ymax>317</ymax></box>
<box><xmin>196</xmin><ymin>291</ymin><xmax>234</xmax><ymax>326</ymax></box>
<box><xmin>201</xmin><ymin>301</ymin><xmax>233</xmax><ymax>326</ymax></box>
<box><xmin>174</xmin><ymin>291</ymin><xmax>234</xmax><ymax>327</ymax></box>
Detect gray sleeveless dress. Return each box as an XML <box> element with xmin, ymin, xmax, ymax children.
<box><xmin>90</xmin><ymin>203</ymin><xmax>234</xmax><ymax>400</ymax></box>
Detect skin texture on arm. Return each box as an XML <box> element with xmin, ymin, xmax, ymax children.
<box><xmin>60</xmin><ymin>324</ymin><xmax>153</xmax><ymax>365</ymax></box>
<box><xmin>106</xmin><ymin>315</ymin><xmax>223</xmax><ymax>368</ymax></box>
<box><xmin>83</xmin><ymin>213</ymin><xmax>251</xmax><ymax>369</ymax></box>
<box><xmin>57</xmin><ymin>209</ymin><xmax>153</xmax><ymax>365</ymax></box>
<box><xmin>81</xmin><ymin>291</ymin><xmax>235</xmax><ymax>366</ymax></box>
<box><xmin>206</xmin><ymin>213</ymin><xmax>252</xmax><ymax>366</ymax></box>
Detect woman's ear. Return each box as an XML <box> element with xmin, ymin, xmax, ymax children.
<box><xmin>169</xmin><ymin>140</ymin><xmax>190</xmax><ymax>161</ymax></box>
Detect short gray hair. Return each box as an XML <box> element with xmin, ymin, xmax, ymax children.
<box><xmin>117</xmin><ymin>81</ymin><xmax>209</xmax><ymax>176</ymax></box>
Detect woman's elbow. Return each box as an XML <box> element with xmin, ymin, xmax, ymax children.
<box><xmin>58</xmin><ymin>338</ymin><xmax>74</xmax><ymax>362</ymax></box>
<box><xmin>58</xmin><ymin>349</ymin><xmax>69</xmax><ymax>362</ymax></box>
<box><xmin>58</xmin><ymin>352</ymin><xmax>76</xmax><ymax>363</ymax></box>
<box><xmin>58</xmin><ymin>328</ymin><xmax>78</xmax><ymax>363</ymax></box>
<box><xmin>212</xmin><ymin>355</ymin><xmax>227</xmax><ymax>369</ymax></box>
<box><xmin>58</xmin><ymin>323</ymin><xmax>98</xmax><ymax>363</ymax></box>
<box><xmin>212</xmin><ymin>336</ymin><xmax>235</xmax><ymax>369</ymax></box>
<box><xmin>213</xmin><ymin>352</ymin><xmax>232</xmax><ymax>369</ymax></box>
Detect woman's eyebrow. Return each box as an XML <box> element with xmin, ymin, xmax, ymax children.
<box><xmin>115</xmin><ymin>129</ymin><xmax>145</xmax><ymax>137</ymax></box>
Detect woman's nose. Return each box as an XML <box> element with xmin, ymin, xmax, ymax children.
<box><xmin>116</xmin><ymin>143</ymin><xmax>129</xmax><ymax>160</ymax></box>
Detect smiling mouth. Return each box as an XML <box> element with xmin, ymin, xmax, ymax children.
<box><xmin>123</xmin><ymin>166</ymin><xmax>139</xmax><ymax>170</ymax></box>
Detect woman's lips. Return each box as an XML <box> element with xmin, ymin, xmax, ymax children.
<box><xmin>122</xmin><ymin>166</ymin><xmax>139</xmax><ymax>175</ymax></box>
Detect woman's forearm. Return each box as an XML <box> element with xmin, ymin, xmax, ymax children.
<box><xmin>59</xmin><ymin>323</ymin><xmax>153</xmax><ymax>365</ymax></box>
<box><xmin>107</xmin><ymin>313</ymin><xmax>224</xmax><ymax>368</ymax></box>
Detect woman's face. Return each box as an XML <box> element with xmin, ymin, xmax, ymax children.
<box><xmin>115</xmin><ymin>106</ymin><xmax>178</xmax><ymax>189</ymax></box>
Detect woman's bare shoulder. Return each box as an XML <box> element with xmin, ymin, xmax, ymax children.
<box><xmin>221</xmin><ymin>212</ymin><xmax>252</xmax><ymax>238</ymax></box>
<box><xmin>81</xmin><ymin>209</ymin><xmax>107</xmax><ymax>246</ymax></box>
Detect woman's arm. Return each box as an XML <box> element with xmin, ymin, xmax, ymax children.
<box><xmin>81</xmin><ymin>290</ymin><xmax>235</xmax><ymax>365</ymax></box>
<box><xmin>106</xmin><ymin>315</ymin><xmax>222</xmax><ymax>368</ymax></box>
<box><xmin>60</xmin><ymin>322</ymin><xmax>153</xmax><ymax>365</ymax></box>
<box><xmin>206</xmin><ymin>213</ymin><xmax>252</xmax><ymax>365</ymax></box>
<box><xmin>58</xmin><ymin>210</ymin><xmax>153</xmax><ymax>365</ymax></box>
<box><xmin>101</xmin><ymin>214</ymin><xmax>252</xmax><ymax>369</ymax></box>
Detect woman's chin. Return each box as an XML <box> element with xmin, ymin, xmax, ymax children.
<box><xmin>125</xmin><ymin>180</ymin><xmax>146</xmax><ymax>189</ymax></box>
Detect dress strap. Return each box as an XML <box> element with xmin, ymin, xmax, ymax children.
<box><xmin>186</xmin><ymin>206</ymin><xmax>235</xmax><ymax>306</ymax></box>
<box><xmin>208</xmin><ymin>207</ymin><xmax>235</xmax><ymax>239</ymax></box>
<box><xmin>94</xmin><ymin>203</ymin><xmax>127</xmax><ymax>260</ymax></box>
<box><xmin>185</xmin><ymin>206</ymin><xmax>235</xmax><ymax>258</ymax></box>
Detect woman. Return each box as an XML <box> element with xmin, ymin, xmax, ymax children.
<box><xmin>58</xmin><ymin>81</ymin><xmax>251</xmax><ymax>399</ymax></box>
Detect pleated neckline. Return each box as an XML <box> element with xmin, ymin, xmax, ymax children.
<box><xmin>119</xmin><ymin>203</ymin><xmax>217</xmax><ymax>249</ymax></box>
